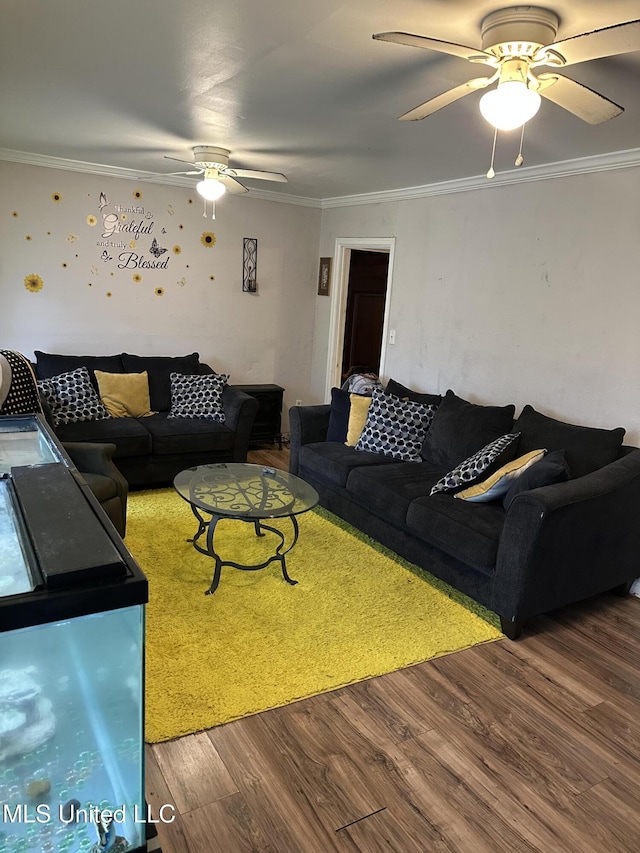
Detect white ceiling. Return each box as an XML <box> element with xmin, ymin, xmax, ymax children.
<box><xmin>2</xmin><ymin>0</ymin><xmax>640</xmax><ymax>200</ymax></box>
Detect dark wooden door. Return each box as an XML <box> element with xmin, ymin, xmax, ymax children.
<box><xmin>340</xmin><ymin>250</ymin><xmax>389</xmax><ymax>381</ymax></box>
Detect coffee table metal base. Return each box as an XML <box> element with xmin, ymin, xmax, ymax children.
<box><xmin>187</xmin><ymin>504</ymin><xmax>299</xmax><ymax>595</ymax></box>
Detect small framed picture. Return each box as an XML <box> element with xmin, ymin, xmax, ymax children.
<box><xmin>318</xmin><ymin>257</ymin><xmax>332</xmax><ymax>296</ymax></box>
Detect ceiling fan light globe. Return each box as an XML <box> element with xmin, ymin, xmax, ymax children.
<box><xmin>479</xmin><ymin>81</ymin><xmax>541</xmax><ymax>131</ymax></box>
<box><xmin>196</xmin><ymin>178</ymin><xmax>226</xmax><ymax>201</ymax></box>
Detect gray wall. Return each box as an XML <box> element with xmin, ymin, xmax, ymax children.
<box><xmin>314</xmin><ymin>166</ymin><xmax>640</xmax><ymax>445</ymax></box>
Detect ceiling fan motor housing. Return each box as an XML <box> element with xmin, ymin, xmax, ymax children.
<box><xmin>481</xmin><ymin>6</ymin><xmax>559</xmax><ymax>58</ymax></box>
<box><xmin>192</xmin><ymin>145</ymin><xmax>231</xmax><ymax>170</ymax></box>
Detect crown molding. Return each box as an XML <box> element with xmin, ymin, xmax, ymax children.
<box><xmin>320</xmin><ymin>147</ymin><xmax>640</xmax><ymax>209</ymax></box>
<box><xmin>1</xmin><ymin>145</ymin><xmax>639</xmax><ymax>211</ymax></box>
<box><xmin>0</xmin><ymin>148</ymin><xmax>322</xmax><ymax>208</ymax></box>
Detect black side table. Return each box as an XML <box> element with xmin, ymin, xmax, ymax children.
<box><xmin>232</xmin><ymin>384</ymin><xmax>284</xmax><ymax>449</ymax></box>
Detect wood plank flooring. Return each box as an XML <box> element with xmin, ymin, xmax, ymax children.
<box><xmin>146</xmin><ymin>446</ymin><xmax>640</xmax><ymax>852</ymax></box>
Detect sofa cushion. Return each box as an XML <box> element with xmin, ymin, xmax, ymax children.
<box><xmin>385</xmin><ymin>378</ymin><xmax>442</xmax><ymax>408</ymax></box>
<box><xmin>34</xmin><ymin>351</ymin><xmax>124</xmax><ymax>387</ymax></box>
<box><xmin>168</xmin><ymin>372</ymin><xmax>228</xmax><ymax>422</ymax></box>
<box><xmin>406</xmin><ymin>495</ymin><xmax>506</xmax><ymax>572</ymax></box>
<box><xmin>431</xmin><ymin>433</ymin><xmax>521</xmax><ymax>496</ymax></box>
<box><xmin>54</xmin><ymin>417</ymin><xmax>152</xmax><ymax>458</ymax></box>
<box><xmin>326</xmin><ymin>387</ymin><xmax>351</xmax><ymax>442</ymax></box>
<box><xmin>455</xmin><ymin>449</ymin><xmax>546</xmax><ymax>503</ymax></box>
<box><xmin>346</xmin><ymin>461</ymin><xmax>446</xmax><ymax>526</ymax></box>
<box><xmin>38</xmin><ymin>367</ymin><xmax>110</xmax><ymax>427</ymax></box>
<box><xmin>298</xmin><ymin>442</ymin><xmax>399</xmax><ymax>488</ymax></box>
<box><xmin>422</xmin><ymin>390</ymin><xmax>516</xmax><ymax>468</ymax></box>
<box><xmin>355</xmin><ymin>388</ymin><xmax>438</xmax><ymax>462</ymax></box>
<box><xmin>514</xmin><ymin>405</ymin><xmax>625</xmax><ymax>479</ymax></box>
<box><xmin>143</xmin><ymin>414</ymin><xmax>235</xmax><ymax>455</ymax></box>
<box><xmin>503</xmin><ymin>449</ymin><xmax>571</xmax><ymax>509</ymax></box>
<box><xmin>121</xmin><ymin>353</ymin><xmax>201</xmax><ymax>411</ymax></box>
<box><xmin>95</xmin><ymin>370</ymin><xmax>153</xmax><ymax>418</ymax></box>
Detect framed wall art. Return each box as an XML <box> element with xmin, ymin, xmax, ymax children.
<box><xmin>318</xmin><ymin>257</ymin><xmax>332</xmax><ymax>296</ymax></box>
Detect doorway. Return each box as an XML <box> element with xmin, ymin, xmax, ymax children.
<box><xmin>325</xmin><ymin>237</ymin><xmax>395</xmax><ymax>400</ymax></box>
<box><xmin>340</xmin><ymin>249</ymin><xmax>390</xmax><ymax>383</ymax></box>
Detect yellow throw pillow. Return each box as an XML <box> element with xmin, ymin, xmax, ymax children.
<box><xmin>345</xmin><ymin>394</ymin><xmax>372</xmax><ymax>446</ymax></box>
<box><xmin>94</xmin><ymin>370</ymin><xmax>153</xmax><ymax>418</ymax></box>
<box><xmin>455</xmin><ymin>449</ymin><xmax>546</xmax><ymax>502</ymax></box>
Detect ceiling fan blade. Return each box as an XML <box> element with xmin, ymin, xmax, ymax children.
<box><xmin>373</xmin><ymin>31</ymin><xmax>493</xmax><ymax>63</ymax></box>
<box><xmin>164</xmin><ymin>155</ymin><xmax>196</xmax><ymax>166</ymax></box>
<box><xmin>536</xmin><ymin>73</ymin><xmax>624</xmax><ymax>124</ymax></box>
<box><xmin>229</xmin><ymin>168</ymin><xmax>288</xmax><ymax>183</ymax></box>
<box><xmin>218</xmin><ymin>174</ymin><xmax>249</xmax><ymax>194</ymax></box>
<box><xmin>398</xmin><ymin>76</ymin><xmax>495</xmax><ymax>121</ymax></box>
<box><xmin>540</xmin><ymin>19</ymin><xmax>640</xmax><ymax>66</ymax></box>
<box><xmin>161</xmin><ymin>170</ymin><xmax>202</xmax><ymax>176</ymax></box>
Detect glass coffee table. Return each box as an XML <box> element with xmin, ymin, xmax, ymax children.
<box><xmin>174</xmin><ymin>463</ymin><xmax>319</xmax><ymax>595</ymax></box>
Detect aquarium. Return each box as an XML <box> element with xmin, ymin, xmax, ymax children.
<box><xmin>0</xmin><ymin>608</ymin><xmax>145</xmax><ymax>853</ymax></box>
<box><xmin>0</xmin><ymin>480</ymin><xmax>37</xmax><ymax>598</ymax></box>
<box><xmin>0</xmin><ymin>417</ymin><xmax>148</xmax><ymax>853</ymax></box>
<box><xmin>0</xmin><ymin>417</ymin><xmax>62</xmax><ymax>475</ymax></box>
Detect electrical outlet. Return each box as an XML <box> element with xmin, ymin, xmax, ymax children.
<box><xmin>295</xmin><ymin>399</ymin><xmax>302</xmax><ymax>406</ymax></box>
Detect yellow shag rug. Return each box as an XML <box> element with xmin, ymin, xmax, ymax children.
<box><xmin>125</xmin><ymin>488</ymin><xmax>502</xmax><ymax>743</ymax></box>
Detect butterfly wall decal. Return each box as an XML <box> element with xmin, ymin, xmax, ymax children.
<box><xmin>149</xmin><ymin>238</ymin><xmax>167</xmax><ymax>258</ymax></box>
<box><xmin>99</xmin><ymin>192</ymin><xmax>108</xmax><ymax>210</ymax></box>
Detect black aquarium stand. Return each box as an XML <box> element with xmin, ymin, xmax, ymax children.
<box><xmin>231</xmin><ymin>384</ymin><xmax>284</xmax><ymax>449</ymax></box>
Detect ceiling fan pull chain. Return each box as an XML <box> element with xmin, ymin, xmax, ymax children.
<box><xmin>486</xmin><ymin>127</ymin><xmax>498</xmax><ymax>179</ymax></box>
<box><xmin>515</xmin><ymin>124</ymin><xmax>525</xmax><ymax>167</ymax></box>
<box><xmin>203</xmin><ymin>197</ymin><xmax>207</xmax><ymax>218</ymax></box>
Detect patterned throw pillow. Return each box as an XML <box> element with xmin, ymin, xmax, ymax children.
<box><xmin>168</xmin><ymin>372</ymin><xmax>229</xmax><ymax>422</ymax></box>
<box><xmin>430</xmin><ymin>433</ymin><xmax>521</xmax><ymax>496</ymax></box>
<box><xmin>355</xmin><ymin>388</ymin><xmax>438</xmax><ymax>462</ymax></box>
<box><xmin>37</xmin><ymin>367</ymin><xmax>110</xmax><ymax>427</ymax></box>
<box><xmin>455</xmin><ymin>449</ymin><xmax>546</xmax><ymax>502</ymax></box>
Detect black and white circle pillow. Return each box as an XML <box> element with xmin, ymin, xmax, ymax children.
<box><xmin>355</xmin><ymin>387</ymin><xmax>438</xmax><ymax>462</ymax></box>
<box><xmin>168</xmin><ymin>373</ymin><xmax>229</xmax><ymax>422</ymax></box>
<box><xmin>430</xmin><ymin>432</ymin><xmax>521</xmax><ymax>496</ymax></box>
<box><xmin>38</xmin><ymin>366</ymin><xmax>109</xmax><ymax>427</ymax></box>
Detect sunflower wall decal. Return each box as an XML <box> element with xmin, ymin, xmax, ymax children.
<box><xmin>51</xmin><ymin>192</ymin><xmax>62</xmax><ymax>203</ymax></box>
<box><xmin>201</xmin><ymin>232</ymin><xmax>216</xmax><ymax>247</ymax></box>
<box><xmin>24</xmin><ymin>274</ymin><xmax>44</xmax><ymax>293</ymax></box>
<box><xmin>87</xmin><ymin>215</ymin><xmax>97</xmax><ymax>226</ymax></box>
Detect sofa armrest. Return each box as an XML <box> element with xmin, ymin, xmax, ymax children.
<box><xmin>62</xmin><ymin>442</ymin><xmax>128</xmax><ymax>536</ymax></box>
<box><xmin>493</xmin><ymin>447</ymin><xmax>640</xmax><ymax>622</ymax></box>
<box><xmin>289</xmin><ymin>404</ymin><xmax>331</xmax><ymax>475</ymax></box>
<box><xmin>62</xmin><ymin>441</ymin><xmax>118</xmax><ymax>475</ymax></box>
<box><xmin>221</xmin><ymin>386</ymin><xmax>259</xmax><ymax>462</ymax></box>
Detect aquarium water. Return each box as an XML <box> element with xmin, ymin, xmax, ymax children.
<box><xmin>0</xmin><ymin>606</ymin><xmax>145</xmax><ymax>853</ymax></box>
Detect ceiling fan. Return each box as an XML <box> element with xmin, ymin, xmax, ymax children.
<box><xmin>373</xmin><ymin>7</ymin><xmax>640</xmax><ymax>130</ymax></box>
<box><xmin>162</xmin><ymin>145</ymin><xmax>288</xmax><ymax>200</ymax></box>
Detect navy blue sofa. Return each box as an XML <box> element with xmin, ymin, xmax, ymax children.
<box><xmin>34</xmin><ymin>351</ymin><xmax>258</xmax><ymax>488</ymax></box>
<box><xmin>289</xmin><ymin>395</ymin><xmax>640</xmax><ymax>638</ymax></box>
